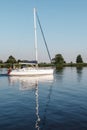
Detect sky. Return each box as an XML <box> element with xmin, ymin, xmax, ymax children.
<box><xmin>0</xmin><ymin>0</ymin><xmax>87</xmax><ymax>63</ymax></box>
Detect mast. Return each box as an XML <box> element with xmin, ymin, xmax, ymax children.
<box><xmin>34</xmin><ymin>8</ymin><xmax>38</xmax><ymax>66</ymax></box>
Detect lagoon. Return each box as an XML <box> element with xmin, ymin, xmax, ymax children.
<box><xmin>0</xmin><ymin>67</ymin><xmax>87</xmax><ymax>130</ymax></box>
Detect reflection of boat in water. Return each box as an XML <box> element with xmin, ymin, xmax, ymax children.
<box><xmin>8</xmin><ymin>75</ymin><xmax>53</xmax><ymax>90</ymax></box>
<box><xmin>8</xmin><ymin>75</ymin><xmax>53</xmax><ymax>130</ymax></box>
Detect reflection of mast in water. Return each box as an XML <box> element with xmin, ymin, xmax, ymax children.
<box><xmin>42</xmin><ymin>83</ymin><xmax>53</xmax><ymax>130</ymax></box>
<box><xmin>35</xmin><ymin>81</ymin><xmax>41</xmax><ymax>130</ymax></box>
<box><xmin>8</xmin><ymin>75</ymin><xmax>53</xmax><ymax>130</ymax></box>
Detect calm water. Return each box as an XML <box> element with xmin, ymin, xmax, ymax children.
<box><xmin>0</xmin><ymin>67</ymin><xmax>87</xmax><ymax>130</ymax></box>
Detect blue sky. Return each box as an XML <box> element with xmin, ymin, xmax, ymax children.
<box><xmin>0</xmin><ymin>0</ymin><xmax>87</xmax><ymax>63</ymax></box>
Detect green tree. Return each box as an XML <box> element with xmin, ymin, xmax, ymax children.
<box><xmin>17</xmin><ymin>59</ymin><xmax>21</xmax><ymax>63</ymax></box>
<box><xmin>53</xmin><ymin>54</ymin><xmax>65</xmax><ymax>65</ymax></box>
<box><xmin>0</xmin><ymin>60</ymin><xmax>3</xmax><ymax>63</ymax></box>
<box><xmin>76</xmin><ymin>54</ymin><xmax>83</xmax><ymax>63</ymax></box>
<box><xmin>6</xmin><ymin>55</ymin><xmax>16</xmax><ymax>63</ymax></box>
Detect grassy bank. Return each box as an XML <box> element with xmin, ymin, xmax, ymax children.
<box><xmin>0</xmin><ymin>63</ymin><xmax>20</xmax><ymax>68</ymax></box>
<box><xmin>0</xmin><ymin>63</ymin><xmax>53</xmax><ymax>68</ymax></box>
<box><xmin>0</xmin><ymin>63</ymin><xmax>87</xmax><ymax>69</ymax></box>
<box><xmin>63</xmin><ymin>63</ymin><xmax>87</xmax><ymax>67</ymax></box>
<box><xmin>55</xmin><ymin>63</ymin><xmax>87</xmax><ymax>69</ymax></box>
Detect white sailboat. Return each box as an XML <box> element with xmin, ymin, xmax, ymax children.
<box><xmin>8</xmin><ymin>8</ymin><xmax>54</xmax><ymax>76</ymax></box>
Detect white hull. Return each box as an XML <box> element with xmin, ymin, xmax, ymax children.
<box><xmin>8</xmin><ymin>68</ymin><xmax>54</xmax><ymax>76</ymax></box>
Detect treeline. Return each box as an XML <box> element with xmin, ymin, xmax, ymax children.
<box><xmin>52</xmin><ymin>54</ymin><xmax>87</xmax><ymax>68</ymax></box>
<box><xmin>0</xmin><ymin>54</ymin><xmax>87</xmax><ymax>68</ymax></box>
<box><xmin>0</xmin><ymin>55</ymin><xmax>20</xmax><ymax>68</ymax></box>
<box><xmin>0</xmin><ymin>55</ymin><xmax>52</xmax><ymax>68</ymax></box>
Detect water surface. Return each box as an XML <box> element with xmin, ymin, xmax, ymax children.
<box><xmin>0</xmin><ymin>67</ymin><xmax>87</xmax><ymax>130</ymax></box>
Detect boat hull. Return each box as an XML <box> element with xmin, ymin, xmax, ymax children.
<box><xmin>8</xmin><ymin>68</ymin><xmax>54</xmax><ymax>76</ymax></box>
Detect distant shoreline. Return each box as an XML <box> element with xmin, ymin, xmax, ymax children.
<box><xmin>63</xmin><ymin>63</ymin><xmax>87</xmax><ymax>67</ymax></box>
<box><xmin>0</xmin><ymin>63</ymin><xmax>87</xmax><ymax>68</ymax></box>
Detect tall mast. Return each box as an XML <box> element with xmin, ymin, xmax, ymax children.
<box><xmin>34</xmin><ymin>8</ymin><xmax>38</xmax><ymax>65</ymax></box>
